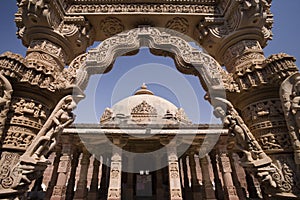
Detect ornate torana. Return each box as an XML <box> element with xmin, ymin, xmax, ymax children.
<box><xmin>0</xmin><ymin>0</ymin><xmax>300</xmax><ymax>199</ymax></box>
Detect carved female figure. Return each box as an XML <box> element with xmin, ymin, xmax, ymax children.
<box><xmin>20</xmin><ymin>96</ymin><xmax>76</xmax><ymax>164</ymax></box>
<box><xmin>291</xmin><ymin>78</ymin><xmax>300</xmax><ymax>129</ymax></box>
<box><xmin>213</xmin><ymin>98</ymin><xmax>271</xmax><ymax>166</ymax></box>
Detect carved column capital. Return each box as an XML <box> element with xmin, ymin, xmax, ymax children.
<box><xmin>15</xmin><ymin>0</ymin><xmax>95</xmax><ymax>67</ymax></box>
<box><xmin>195</xmin><ymin>0</ymin><xmax>273</xmax><ymax>72</ymax></box>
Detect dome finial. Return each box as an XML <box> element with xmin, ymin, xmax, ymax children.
<box><xmin>134</xmin><ymin>83</ymin><xmax>154</xmax><ymax>95</ymax></box>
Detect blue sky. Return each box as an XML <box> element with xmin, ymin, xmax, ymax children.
<box><xmin>0</xmin><ymin>1</ymin><xmax>300</xmax><ymax>124</ymax></box>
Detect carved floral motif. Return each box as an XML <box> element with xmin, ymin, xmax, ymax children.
<box><xmin>99</xmin><ymin>17</ymin><xmax>125</xmax><ymax>37</ymax></box>
<box><xmin>166</xmin><ymin>17</ymin><xmax>189</xmax><ymax>34</ymax></box>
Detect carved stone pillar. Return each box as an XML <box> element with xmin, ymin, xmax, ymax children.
<box><xmin>0</xmin><ymin>1</ymin><xmax>94</xmax><ymax>195</ymax></box>
<box><xmin>245</xmin><ymin>171</ymin><xmax>261</xmax><ymax>199</ymax></box>
<box><xmin>167</xmin><ymin>147</ymin><xmax>183</xmax><ymax>200</ymax></box>
<box><xmin>124</xmin><ymin>156</ymin><xmax>134</xmax><ymax>200</ymax></box>
<box><xmin>88</xmin><ymin>157</ymin><xmax>101</xmax><ymax>199</ymax></box>
<box><xmin>199</xmin><ymin>154</ymin><xmax>216</xmax><ymax>200</ymax></box>
<box><xmin>181</xmin><ymin>155</ymin><xmax>192</xmax><ymax>200</ymax></box>
<box><xmin>155</xmin><ymin>154</ymin><xmax>165</xmax><ymax>200</ymax></box>
<box><xmin>44</xmin><ymin>149</ymin><xmax>61</xmax><ymax>200</ymax></box>
<box><xmin>218</xmin><ymin>152</ymin><xmax>239</xmax><ymax>200</ymax></box>
<box><xmin>228</xmin><ymin>153</ymin><xmax>246</xmax><ymax>200</ymax></box>
<box><xmin>99</xmin><ymin>155</ymin><xmax>110</xmax><ymax>200</ymax></box>
<box><xmin>50</xmin><ymin>135</ymin><xmax>73</xmax><ymax>200</ymax></box>
<box><xmin>107</xmin><ymin>149</ymin><xmax>122</xmax><ymax>200</ymax></box>
<box><xmin>188</xmin><ymin>153</ymin><xmax>202</xmax><ymax>200</ymax></box>
<box><xmin>209</xmin><ymin>150</ymin><xmax>224</xmax><ymax>200</ymax></box>
<box><xmin>65</xmin><ymin>148</ymin><xmax>80</xmax><ymax>200</ymax></box>
<box><xmin>195</xmin><ymin>1</ymin><xmax>273</xmax><ymax>71</ymax></box>
<box><xmin>73</xmin><ymin>150</ymin><xmax>91</xmax><ymax>200</ymax></box>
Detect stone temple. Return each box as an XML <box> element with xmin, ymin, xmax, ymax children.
<box><xmin>0</xmin><ymin>0</ymin><xmax>300</xmax><ymax>200</ymax></box>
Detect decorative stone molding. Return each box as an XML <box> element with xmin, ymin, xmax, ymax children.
<box><xmin>67</xmin><ymin>4</ymin><xmax>219</xmax><ymax>15</ymax></box>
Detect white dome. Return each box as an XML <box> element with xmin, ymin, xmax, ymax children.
<box><xmin>100</xmin><ymin>84</ymin><xmax>191</xmax><ymax>125</ymax></box>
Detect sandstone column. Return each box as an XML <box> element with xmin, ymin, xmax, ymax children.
<box><xmin>88</xmin><ymin>157</ymin><xmax>101</xmax><ymax>199</ymax></box>
<box><xmin>74</xmin><ymin>150</ymin><xmax>91</xmax><ymax>200</ymax></box>
<box><xmin>50</xmin><ymin>136</ymin><xmax>73</xmax><ymax>200</ymax></box>
<box><xmin>189</xmin><ymin>153</ymin><xmax>202</xmax><ymax>200</ymax></box>
<box><xmin>65</xmin><ymin>148</ymin><xmax>80</xmax><ymax>200</ymax></box>
<box><xmin>107</xmin><ymin>149</ymin><xmax>122</xmax><ymax>200</ymax></box>
<box><xmin>167</xmin><ymin>147</ymin><xmax>183</xmax><ymax>200</ymax></box>
<box><xmin>200</xmin><ymin>154</ymin><xmax>216</xmax><ymax>200</ymax></box>
<box><xmin>218</xmin><ymin>152</ymin><xmax>239</xmax><ymax>200</ymax></box>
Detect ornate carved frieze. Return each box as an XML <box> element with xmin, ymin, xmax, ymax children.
<box><xmin>0</xmin><ymin>52</ymin><xmax>77</xmax><ymax>93</ymax></box>
<box><xmin>67</xmin><ymin>4</ymin><xmax>219</xmax><ymax>15</ymax></box>
<box><xmin>231</xmin><ymin>53</ymin><xmax>298</xmax><ymax>93</ymax></box>
<box><xmin>241</xmin><ymin>99</ymin><xmax>284</xmax><ymax>123</ymax></box>
<box><xmin>71</xmin><ymin>0</ymin><xmax>218</xmax><ymax>4</ymax></box>
<box><xmin>222</xmin><ymin>40</ymin><xmax>265</xmax><ymax>72</ymax></box>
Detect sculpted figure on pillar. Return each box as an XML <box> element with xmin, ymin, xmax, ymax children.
<box><xmin>20</xmin><ymin>95</ymin><xmax>76</xmax><ymax>164</ymax></box>
<box><xmin>0</xmin><ymin>72</ymin><xmax>13</xmax><ymax>140</ymax></box>
<box><xmin>280</xmin><ymin>73</ymin><xmax>300</xmax><ymax>165</ymax></box>
<box><xmin>213</xmin><ymin>97</ymin><xmax>271</xmax><ymax>167</ymax></box>
<box><xmin>8</xmin><ymin>95</ymin><xmax>77</xmax><ymax>190</ymax></box>
<box><xmin>212</xmin><ymin>97</ymin><xmax>295</xmax><ymax>194</ymax></box>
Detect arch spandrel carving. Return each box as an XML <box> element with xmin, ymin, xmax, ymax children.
<box><xmin>77</xmin><ymin>27</ymin><xmax>226</xmax><ymax>95</ymax></box>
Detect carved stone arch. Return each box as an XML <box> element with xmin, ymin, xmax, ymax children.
<box><xmin>76</xmin><ymin>27</ymin><xmax>226</xmax><ymax>99</ymax></box>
